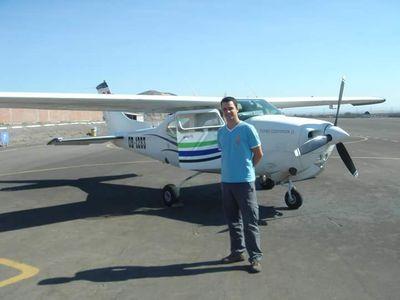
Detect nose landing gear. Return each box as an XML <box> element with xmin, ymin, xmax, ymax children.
<box><xmin>284</xmin><ymin>180</ymin><xmax>303</xmax><ymax>209</ymax></box>
<box><xmin>259</xmin><ymin>173</ymin><xmax>303</xmax><ymax>209</ymax></box>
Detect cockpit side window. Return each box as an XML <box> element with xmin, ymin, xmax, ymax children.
<box><xmin>166</xmin><ymin>120</ymin><xmax>177</xmax><ymax>138</ymax></box>
<box><xmin>177</xmin><ymin>112</ymin><xmax>224</xmax><ymax>131</ymax></box>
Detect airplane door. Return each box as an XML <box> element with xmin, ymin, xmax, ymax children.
<box><xmin>176</xmin><ymin>109</ymin><xmax>224</xmax><ymax>172</ymax></box>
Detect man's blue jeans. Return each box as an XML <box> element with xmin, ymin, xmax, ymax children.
<box><xmin>221</xmin><ymin>181</ymin><xmax>262</xmax><ymax>262</ymax></box>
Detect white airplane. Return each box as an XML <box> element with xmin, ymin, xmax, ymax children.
<box><xmin>0</xmin><ymin>79</ymin><xmax>385</xmax><ymax>209</ymax></box>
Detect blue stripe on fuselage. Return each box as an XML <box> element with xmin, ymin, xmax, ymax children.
<box><xmin>178</xmin><ymin>148</ymin><xmax>220</xmax><ymax>157</ymax></box>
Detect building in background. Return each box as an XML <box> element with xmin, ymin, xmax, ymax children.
<box><xmin>0</xmin><ymin>108</ymin><xmax>102</xmax><ymax>125</ymax></box>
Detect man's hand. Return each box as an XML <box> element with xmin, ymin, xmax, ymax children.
<box><xmin>252</xmin><ymin>145</ymin><xmax>263</xmax><ymax>166</ymax></box>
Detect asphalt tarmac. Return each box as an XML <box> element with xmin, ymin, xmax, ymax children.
<box><xmin>0</xmin><ymin>118</ymin><xmax>399</xmax><ymax>299</ymax></box>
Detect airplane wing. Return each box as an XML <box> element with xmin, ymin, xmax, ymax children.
<box><xmin>268</xmin><ymin>96</ymin><xmax>386</xmax><ymax>108</ymax></box>
<box><xmin>48</xmin><ymin>135</ymin><xmax>123</xmax><ymax>145</ymax></box>
<box><xmin>0</xmin><ymin>92</ymin><xmax>385</xmax><ymax>112</ymax></box>
<box><xmin>0</xmin><ymin>92</ymin><xmax>221</xmax><ymax>113</ymax></box>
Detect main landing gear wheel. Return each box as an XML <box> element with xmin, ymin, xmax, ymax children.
<box><xmin>284</xmin><ymin>188</ymin><xmax>303</xmax><ymax>209</ymax></box>
<box><xmin>258</xmin><ymin>175</ymin><xmax>275</xmax><ymax>190</ymax></box>
<box><xmin>162</xmin><ymin>184</ymin><xmax>180</xmax><ymax>207</ymax></box>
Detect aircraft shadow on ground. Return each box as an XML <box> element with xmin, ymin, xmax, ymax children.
<box><xmin>38</xmin><ymin>260</ymin><xmax>248</xmax><ymax>285</ymax></box>
<box><xmin>0</xmin><ymin>173</ymin><xmax>284</xmax><ymax>232</ymax></box>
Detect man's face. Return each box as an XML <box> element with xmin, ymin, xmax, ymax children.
<box><xmin>221</xmin><ymin>101</ymin><xmax>239</xmax><ymax>122</ymax></box>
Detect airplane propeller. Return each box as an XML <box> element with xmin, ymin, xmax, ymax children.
<box><xmin>294</xmin><ymin>77</ymin><xmax>358</xmax><ymax>177</ymax></box>
<box><xmin>334</xmin><ymin>75</ymin><xmax>345</xmax><ymax>126</ymax></box>
<box><xmin>336</xmin><ymin>141</ymin><xmax>358</xmax><ymax>176</ymax></box>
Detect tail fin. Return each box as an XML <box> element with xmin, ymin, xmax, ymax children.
<box><xmin>96</xmin><ymin>80</ymin><xmax>111</xmax><ymax>94</ymax></box>
<box><xmin>96</xmin><ymin>81</ymin><xmax>151</xmax><ymax>134</ymax></box>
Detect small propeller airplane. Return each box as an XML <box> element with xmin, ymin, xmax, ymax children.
<box><xmin>0</xmin><ymin>79</ymin><xmax>385</xmax><ymax>209</ymax></box>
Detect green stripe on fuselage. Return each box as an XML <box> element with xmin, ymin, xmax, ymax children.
<box><xmin>178</xmin><ymin>140</ymin><xmax>218</xmax><ymax>148</ymax></box>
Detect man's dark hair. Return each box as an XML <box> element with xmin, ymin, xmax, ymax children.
<box><xmin>220</xmin><ymin>96</ymin><xmax>238</xmax><ymax>109</ymax></box>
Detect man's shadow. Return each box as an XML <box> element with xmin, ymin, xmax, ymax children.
<box><xmin>38</xmin><ymin>260</ymin><xmax>249</xmax><ymax>285</ymax></box>
<box><xmin>0</xmin><ymin>174</ymin><xmax>285</xmax><ymax>232</ymax></box>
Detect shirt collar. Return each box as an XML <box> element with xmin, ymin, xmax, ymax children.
<box><xmin>226</xmin><ymin>121</ymin><xmax>241</xmax><ymax>132</ymax></box>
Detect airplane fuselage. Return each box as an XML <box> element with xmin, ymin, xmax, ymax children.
<box><xmin>110</xmin><ymin>111</ymin><xmax>343</xmax><ymax>185</ymax></box>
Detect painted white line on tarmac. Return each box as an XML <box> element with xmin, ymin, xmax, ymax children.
<box><xmin>332</xmin><ymin>156</ymin><xmax>400</xmax><ymax>160</ymax></box>
<box><xmin>26</xmin><ymin>125</ymin><xmax>42</xmax><ymax>128</ymax></box>
<box><xmin>361</xmin><ymin>136</ymin><xmax>398</xmax><ymax>143</ymax></box>
<box><xmin>344</xmin><ymin>136</ymin><xmax>368</xmax><ymax>144</ymax></box>
<box><xmin>0</xmin><ymin>160</ymin><xmax>156</xmax><ymax>177</ymax></box>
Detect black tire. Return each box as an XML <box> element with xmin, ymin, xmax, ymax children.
<box><xmin>284</xmin><ymin>188</ymin><xmax>303</xmax><ymax>209</ymax></box>
<box><xmin>162</xmin><ymin>184</ymin><xmax>180</xmax><ymax>207</ymax></box>
<box><xmin>258</xmin><ymin>175</ymin><xmax>275</xmax><ymax>190</ymax></box>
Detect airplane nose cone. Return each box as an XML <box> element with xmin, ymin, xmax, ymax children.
<box><xmin>325</xmin><ymin>125</ymin><xmax>350</xmax><ymax>143</ymax></box>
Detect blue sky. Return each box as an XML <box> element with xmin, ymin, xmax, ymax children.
<box><xmin>0</xmin><ymin>0</ymin><xmax>399</xmax><ymax>113</ymax></box>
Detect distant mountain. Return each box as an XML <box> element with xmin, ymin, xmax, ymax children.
<box><xmin>138</xmin><ymin>90</ymin><xmax>177</xmax><ymax>96</ymax></box>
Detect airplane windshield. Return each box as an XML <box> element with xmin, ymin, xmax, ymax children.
<box><xmin>237</xmin><ymin>99</ymin><xmax>282</xmax><ymax>120</ymax></box>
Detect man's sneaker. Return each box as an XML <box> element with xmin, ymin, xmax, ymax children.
<box><xmin>221</xmin><ymin>252</ymin><xmax>245</xmax><ymax>264</ymax></box>
<box><xmin>249</xmin><ymin>260</ymin><xmax>262</xmax><ymax>273</ymax></box>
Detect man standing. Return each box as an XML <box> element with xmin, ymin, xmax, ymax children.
<box><xmin>217</xmin><ymin>96</ymin><xmax>263</xmax><ymax>273</ymax></box>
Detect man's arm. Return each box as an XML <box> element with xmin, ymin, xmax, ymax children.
<box><xmin>252</xmin><ymin>145</ymin><xmax>263</xmax><ymax>166</ymax></box>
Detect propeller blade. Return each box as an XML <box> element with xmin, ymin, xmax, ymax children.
<box><xmin>294</xmin><ymin>135</ymin><xmax>330</xmax><ymax>156</ymax></box>
<box><xmin>336</xmin><ymin>142</ymin><xmax>358</xmax><ymax>177</ymax></box>
<box><xmin>334</xmin><ymin>76</ymin><xmax>345</xmax><ymax>126</ymax></box>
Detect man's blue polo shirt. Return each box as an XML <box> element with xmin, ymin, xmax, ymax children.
<box><xmin>217</xmin><ymin>121</ymin><xmax>261</xmax><ymax>183</ymax></box>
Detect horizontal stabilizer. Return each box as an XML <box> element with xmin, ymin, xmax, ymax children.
<box><xmin>48</xmin><ymin>135</ymin><xmax>123</xmax><ymax>146</ymax></box>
